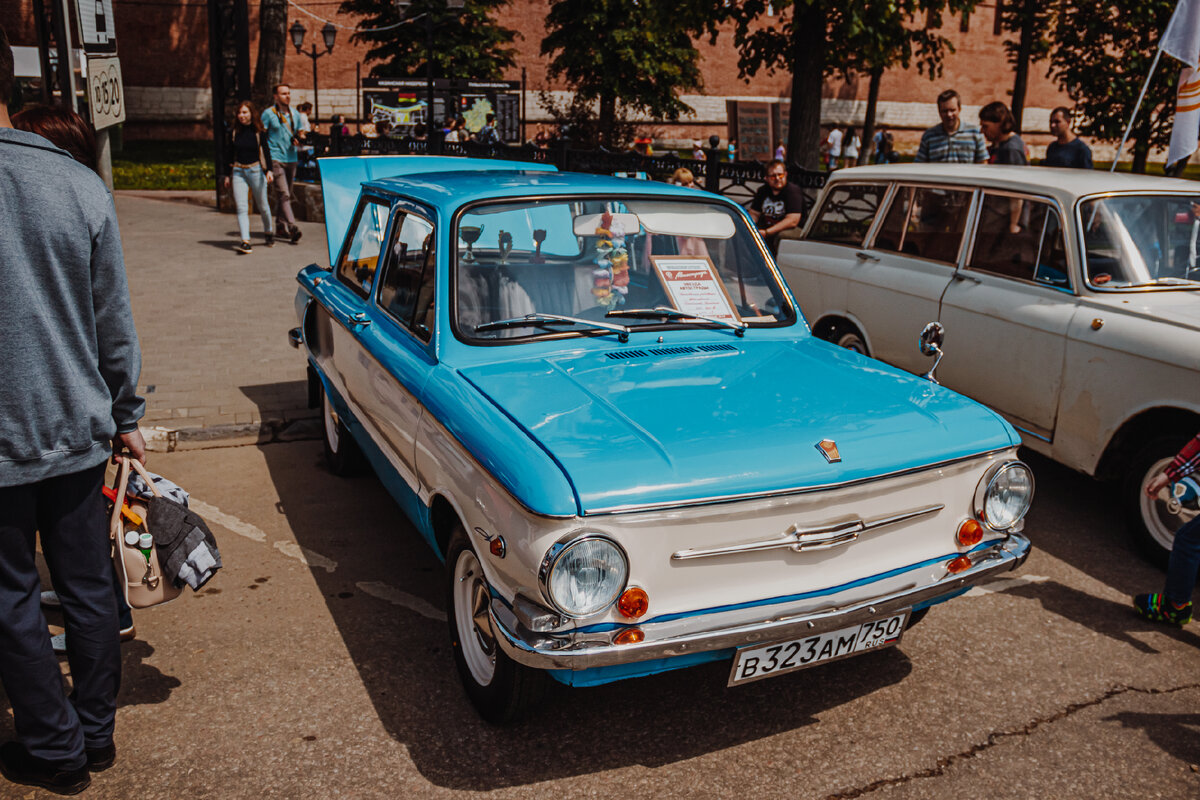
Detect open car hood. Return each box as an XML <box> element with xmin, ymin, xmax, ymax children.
<box><xmin>317</xmin><ymin>155</ymin><xmax>557</xmax><ymax>267</ymax></box>
<box><xmin>458</xmin><ymin>338</ymin><xmax>1018</xmax><ymax>514</ymax></box>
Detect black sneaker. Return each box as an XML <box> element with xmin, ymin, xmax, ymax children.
<box><xmin>264</xmin><ymin>232</ymin><xmax>275</xmax><ymax>247</ymax></box>
<box><xmin>85</xmin><ymin>743</ymin><xmax>116</xmax><ymax>772</ymax></box>
<box><xmin>288</xmin><ymin>223</ymin><xmax>302</xmax><ymax>244</ymax></box>
<box><xmin>0</xmin><ymin>741</ymin><xmax>90</xmax><ymax>795</ymax></box>
<box><xmin>1133</xmin><ymin>593</ymin><xmax>1193</xmax><ymax>627</ymax></box>
<box><xmin>236</xmin><ymin>240</ymin><xmax>252</xmax><ymax>255</ymax></box>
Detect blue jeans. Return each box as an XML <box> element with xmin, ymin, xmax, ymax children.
<box><xmin>1165</xmin><ymin>513</ymin><xmax>1200</xmax><ymax>605</ymax></box>
<box><xmin>231</xmin><ymin>164</ymin><xmax>273</xmax><ymax>242</ymax></box>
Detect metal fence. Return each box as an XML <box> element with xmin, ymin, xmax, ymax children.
<box><xmin>305</xmin><ymin>132</ymin><xmax>827</xmax><ymax>213</ymax></box>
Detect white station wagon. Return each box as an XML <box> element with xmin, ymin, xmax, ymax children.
<box><xmin>778</xmin><ymin>164</ymin><xmax>1200</xmax><ymax>563</ymax></box>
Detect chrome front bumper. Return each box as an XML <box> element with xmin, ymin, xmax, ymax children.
<box><xmin>491</xmin><ymin>533</ymin><xmax>1031</xmax><ymax>671</ymax></box>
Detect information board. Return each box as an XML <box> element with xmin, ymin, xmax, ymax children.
<box><xmin>75</xmin><ymin>0</ymin><xmax>118</xmax><ymax>54</ymax></box>
<box><xmin>86</xmin><ymin>55</ymin><xmax>125</xmax><ymax>130</ymax></box>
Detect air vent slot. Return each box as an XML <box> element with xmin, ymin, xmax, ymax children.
<box><xmin>697</xmin><ymin>343</ymin><xmax>738</xmax><ymax>352</ymax></box>
<box><xmin>606</xmin><ymin>350</ymin><xmax>650</xmax><ymax>360</ymax></box>
<box><xmin>648</xmin><ymin>346</ymin><xmax>698</xmax><ymax>356</ymax></box>
<box><xmin>606</xmin><ymin>343</ymin><xmax>739</xmax><ymax>361</ymax></box>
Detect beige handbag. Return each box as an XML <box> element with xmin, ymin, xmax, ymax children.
<box><xmin>110</xmin><ymin>458</ymin><xmax>183</xmax><ymax>608</ymax></box>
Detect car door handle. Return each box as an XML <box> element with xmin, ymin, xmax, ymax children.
<box><xmin>953</xmin><ymin>272</ymin><xmax>981</xmax><ymax>284</ymax></box>
<box><xmin>855</xmin><ymin>251</ymin><xmax>880</xmax><ymax>262</ymax></box>
<box><xmin>344</xmin><ymin>311</ymin><xmax>372</xmax><ymax>328</ymax></box>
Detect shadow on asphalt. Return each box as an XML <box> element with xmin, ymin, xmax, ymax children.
<box><xmin>256</xmin><ymin>439</ymin><xmax>915</xmax><ymax>790</ymax></box>
<box><xmin>1102</xmin><ymin>710</ymin><xmax>1200</xmax><ymax>765</ymax></box>
<box><xmin>1017</xmin><ymin>449</ymin><xmax>1176</xmax><ymax>599</ymax></box>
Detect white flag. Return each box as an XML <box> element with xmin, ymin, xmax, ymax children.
<box><xmin>1168</xmin><ymin>67</ymin><xmax>1200</xmax><ymax>164</ymax></box>
<box><xmin>1164</xmin><ymin>0</ymin><xmax>1200</xmax><ymax>67</ymax></box>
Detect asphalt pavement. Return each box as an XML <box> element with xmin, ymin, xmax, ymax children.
<box><xmin>114</xmin><ymin>191</ymin><xmax>328</xmax><ymax>448</ymax></box>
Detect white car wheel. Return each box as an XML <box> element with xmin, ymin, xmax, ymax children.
<box><xmin>1125</xmin><ymin>436</ymin><xmax>1194</xmax><ymax>567</ymax></box>
<box><xmin>321</xmin><ymin>386</ymin><xmax>363</xmax><ymax>476</ymax></box>
<box><xmin>452</xmin><ymin>546</ymin><xmax>497</xmax><ymax>686</ymax></box>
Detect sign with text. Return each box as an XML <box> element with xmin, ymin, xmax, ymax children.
<box><xmin>650</xmin><ymin>256</ymin><xmax>740</xmax><ymax>323</ymax></box>
<box><xmin>361</xmin><ymin>78</ymin><xmax>521</xmax><ymax>142</ymax></box>
<box><xmin>75</xmin><ymin>0</ymin><xmax>118</xmax><ymax>54</ymax></box>
<box><xmin>87</xmin><ymin>56</ymin><xmax>125</xmax><ymax>129</ymax></box>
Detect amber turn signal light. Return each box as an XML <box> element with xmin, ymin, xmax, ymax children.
<box><xmin>947</xmin><ymin>555</ymin><xmax>973</xmax><ymax>574</ymax></box>
<box><xmin>957</xmin><ymin>519</ymin><xmax>983</xmax><ymax>548</ymax></box>
<box><xmin>489</xmin><ymin>536</ymin><xmax>506</xmax><ymax>558</ymax></box>
<box><xmin>612</xmin><ymin>627</ymin><xmax>645</xmax><ymax>646</ymax></box>
<box><xmin>617</xmin><ymin>587</ymin><xmax>649</xmax><ymax>619</ymax></box>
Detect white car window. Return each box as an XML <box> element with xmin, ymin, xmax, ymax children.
<box><xmin>969</xmin><ymin>193</ymin><xmax>1070</xmax><ymax>289</ymax></box>
<box><xmin>873</xmin><ymin>185</ymin><xmax>972</xmax><ymax>264</ymax></box>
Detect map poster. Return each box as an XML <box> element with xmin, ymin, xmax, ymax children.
<box><xmin>650</xmin><ymin>256</ymin><xmax>740</xmax><ymax>323</ymax></box>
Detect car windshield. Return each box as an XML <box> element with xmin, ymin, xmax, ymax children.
<box><xmin>1080</xmin><ymin>195</ymin><xmax>1200</xmax><ymax>289</ymax></box>
<box><xmin>454</xmin><ymin>197</ymin><xmax>794</xmax><ymax>340</ymax></box>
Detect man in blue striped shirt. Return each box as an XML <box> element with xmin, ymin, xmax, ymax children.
<box><xmin>915</xmin><ymin>90</ymin><xmax>988</xmax><ymax>164</ymax></box>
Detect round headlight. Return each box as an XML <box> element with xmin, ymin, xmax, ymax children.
<box><xmin>979</xmin><ymin>461</ymin><xmax>1034</xmax><ymax>531</ymax></box>
<box><xmin>543</xmin><ymin>536</ymin><xmax>628</xmax><ymax>618</ymax></box>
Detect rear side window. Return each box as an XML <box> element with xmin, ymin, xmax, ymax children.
<box><xmin>969</xmin><ymin>193</ymin><xmax>1070</xmax><ymax>289</ymax></box>
<box><xmin>377</xmin><ymin>212</ymin><xmax>436</xmax><ymax>340</ymax></box>
<box><xmin>873</xmin><ymin>185</ymin><xmax>973</xmax><ymax>264</ymax></box>
<box><xmin>337</xmin><ymin>199</ymin><xmax>389</xmax><ymax>299</ymax></box>
<box><xmin>806</xmin><ymin>183</ymin><xmax>887</xmax><ymax>247</ymax></box>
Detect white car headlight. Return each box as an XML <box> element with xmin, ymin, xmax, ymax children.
<box><xmin>976</xmin><ymin>461</ymin><xmax>1035</xmax><ymax>531</ymax></box>
<box><xmin>540</xmin><ymin>535</ymin><xmax>628</xmax><ymax>618</ymax></box>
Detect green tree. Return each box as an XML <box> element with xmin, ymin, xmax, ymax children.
<box><xmin>843</xmin><ymin>2</ymin><xmax>977</xmax><ymax>165</ymax></box>
<box><xmin>997</xmin><ymin>0</ymin><xmax>1055</xmax><ymax>133</ymax></box>
<box><xmin>337</xmin><ymin>0</ymin><xmax>517</xmax><ymax>80</ymax></box>
<box><xmin>721</xmin><ymin>0</ymin><xmax>975</xmax><ymax>170</ymax></box>
<box><xmin>540</xmin><ymin>0</ymin><xmax>712</xmax><ymax>148</ymax></box>
<box><xmin>1050</xmin><ymin>0</ymin><xmax>1176</xmax><ymax>173</ymax></box>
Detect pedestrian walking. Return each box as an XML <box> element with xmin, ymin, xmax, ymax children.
<box><xmin>824</xmin><ymin>126</ymin><xmax>843</xmax><ymax>171</ymax></box>
<box><xmin>1133</xmin><ymin>432</ymin><xmax>1200</xmax><ymax>626</ymax></box>
<box><xmin>222</xmin><ymin>100</ymin><xmax>275</xmax><ymax>255</ymax></box>
<box><xmin>474</xmin><ymin>112</ymin><xmax>501</xmax><ymax>145</ymax></box>
<box><xmin>1043</xmin><ymin>106</ymin><xmax>1093</xmax><ymax>169</ymax></box>
<box><xmin>749</xmin><ymin>159</ymin><xmax>805</xmax><ymax>255</ymax></box>
<box><xmin>915</xmin><ymin>89</ymin><xmax>988</xmax><ymax>163</ymax></box>
<box><xmin>843</xmin><ymin>126</ymin><xmax>861</xmax><ymax>167</ymax></box>
<box><xmin>873</xmin><ymin>124</ymin><xmax>896</xmax><ymax>164</ymax></box>
<box><xmin>9</xmin><ymin>103</ymin><xmax>141</xmax><ymax>654</ymax></box>
<box><xmin>727</xmin><ymin>137</ymin><xmax>737</xmax><ymax>161</ymax></box>
<box><xmin>979</xmin><ymin>101</ymin><xmax>1028</xmax><ymax>165</ymax></box>
<box><xmin>260</xmin><ymin>83</ymin><xmax>304</xmax><ymax>244</ymax></box>
<box><xmin>774</xmin><ymin>140</ymin><xmax>786</xmax><ymax>161</ymax></box>
<box><xmin>692</xmin><ymin>140</ymin><xmax>706</xmax><ymax>161</ymax></box>
<box><xmin>0</xmin><ymin>25</ymin><xmax>146</xmax><ymax>794</ymax></box>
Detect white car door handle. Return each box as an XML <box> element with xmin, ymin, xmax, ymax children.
<box><xmin>855</xmin><ymin>251</ymin><xmax>880</xmax><ymax>262</ymax></box>
<box><xmin>953</xmin><ymin>272</ymin><xmax>982</xmax><ymax>284</ymax></box>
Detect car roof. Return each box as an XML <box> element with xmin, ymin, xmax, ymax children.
<box><xmin>825</xmin><ymin>164</ymin><xmax>1200</xmax><ymax>205</ymax></box>
<box><xmin>363</xmin><ymin>168</ymin><xmax>715</xmax><ymax>209</ymax></box>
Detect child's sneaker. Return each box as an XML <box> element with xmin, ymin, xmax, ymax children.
<box><xmin>1133</xmin><ymin>593</ymin><xmax>1192</xmax><ymax>627</ymax></box>
<box><xmin>236</xmin><ymin>240</ymin><xmax>252</xmax><ymax>255</ymax></box>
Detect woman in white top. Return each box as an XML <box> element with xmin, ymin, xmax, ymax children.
<box><xmin>843</xmin><ymin>126</ymin><xmax>861</xmax><ymax>167</ymax></box>
<box><xmin>825</xmin><ymin>126</ymin><xmax>843</xmax><ymax>171</ymax></box>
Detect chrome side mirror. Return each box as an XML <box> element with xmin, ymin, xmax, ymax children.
<box><xmin>918</xmin><ymin>322</ymin><xmax>944</xmax><ymax>384</ymax></box>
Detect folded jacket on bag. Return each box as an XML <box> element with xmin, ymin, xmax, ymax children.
<box><xmin>128</xmin><ymin>470</ymin><xmax>191</xmax><ymax>507</ymax></box>
<box><xmin>146</xmin><ymin>496</ymin><xmax>222</xmax><ymax>590</ymax></box>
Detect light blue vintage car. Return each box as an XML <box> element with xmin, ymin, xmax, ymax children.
<box><xmin>290</xmin><ymin>156</ymin><xmax>1033</xmax><ymax>722</ymax></box>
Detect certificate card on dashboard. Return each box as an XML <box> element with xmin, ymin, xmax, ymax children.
<box><xmin>649</xmin><ymin>256</ymin><xmax>741</xmax><ymax>323</ymax></box>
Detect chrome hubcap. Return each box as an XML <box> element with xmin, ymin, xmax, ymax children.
<box><xmin>1139</xmin><ymin>457</ymin><xmax>1194</xmax><ymax>552</ymax></box>
<box><xmin>453</xmin><ymin>549</ymin><xmax>496</xmax><ymax>685</ymax></box>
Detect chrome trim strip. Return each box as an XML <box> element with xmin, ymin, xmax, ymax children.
<box><xmin>492</xmin><ymin>533</ymin><xmax>1031</xmax><ymax>671</ymax></box>
<box><xmin>584</xmin><ymin>447</ymin><xmax>1013</xmax><ymax>515</ymax></box>
<box><xmin>671</xmin><ymin>504</ymin><xmax>944</xmax><ymax>561</ymax></box>
<box><xmin>1011</xmin><ymin>423</ymin><xmax>1052</xmax><ymax>444</ymax></box>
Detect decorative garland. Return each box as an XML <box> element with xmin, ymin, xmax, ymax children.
<box><xmin>591</xmin><ymin>211</ymin><xmax>630</xmax><ymax>309</ymax></box>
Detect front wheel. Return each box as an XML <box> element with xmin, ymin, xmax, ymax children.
<box><xmin>446</xmin><ymin>528</ymin><xmax>545</xmax><ymax>723</ymax></box>
<box><xmin>1123</xmin><ymin>435</ymin><xmax>1194</xmax><ymax>568</ymax></box>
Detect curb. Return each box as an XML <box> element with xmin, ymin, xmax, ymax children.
<box><xmin>144</xmin><ymin>417</ymin><xmax>322</xmax><ymax>452</ymax></box>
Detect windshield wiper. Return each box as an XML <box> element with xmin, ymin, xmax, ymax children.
<box><xmin>607</xmin><ymin>306</ymin><xmax>747</xmax><ymax>337</ymax></box>
<box><xmin>473</xmin><ymin>313</ymin><xmax>631</xmax><ymax>342</ymax></box>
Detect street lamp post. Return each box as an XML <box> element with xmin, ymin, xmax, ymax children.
<box><xmin>394</xmin><ymin>0</ymin><xmax>465</xmax><ymax>153</ymax></box>
<box><xmin>289</xmin><ymin>21</ymin><xmax>336</xmax><ymax>124</ymax></box>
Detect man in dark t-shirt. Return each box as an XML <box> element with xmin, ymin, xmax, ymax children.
<box><xmin>1043</xmin><ymin>106</ymin><xmax>1093</xmax><ymax>169</ymax></box>
<box><xmin>749</xmin><ymin>159</ymin><xmax>805</xmax><ymax>255</ymax></box>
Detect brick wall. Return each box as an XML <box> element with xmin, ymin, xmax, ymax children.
<box><xmin>2</xmin><ymin>0</ymin><xmax>1078</xmax><ymax>142</ymax></box>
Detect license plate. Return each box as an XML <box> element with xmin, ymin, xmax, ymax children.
<box><xmin>728</xmin><ymin>611</ymin><xmax>909</xmax><ymax>686</ymax></box>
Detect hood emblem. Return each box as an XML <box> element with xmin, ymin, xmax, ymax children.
<box><xmin>816</xmin><ymin>439</ymin><xmax>841</xmax><ymax>463</ymax></box>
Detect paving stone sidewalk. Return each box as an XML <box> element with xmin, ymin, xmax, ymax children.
<box><xmin>116</xmin><ymin>191</ymin><xmax>328</xmax><ymax>449</ymax></box>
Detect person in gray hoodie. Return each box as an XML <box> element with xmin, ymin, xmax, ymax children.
<box><xmin>0</xmin><ymin>25</ymin><xmax>146</xmax><ymax>796</ymax></box>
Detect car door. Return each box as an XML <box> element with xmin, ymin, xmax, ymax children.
<box><xmin>936</xmin><ymin>191</ymin><xmax>1080</xmax><ymax>440</ymax></box>
<box><xmin>848</xmin><ymin>184</ymin><xmax>973</xmax><ymax>372</ymax></box>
